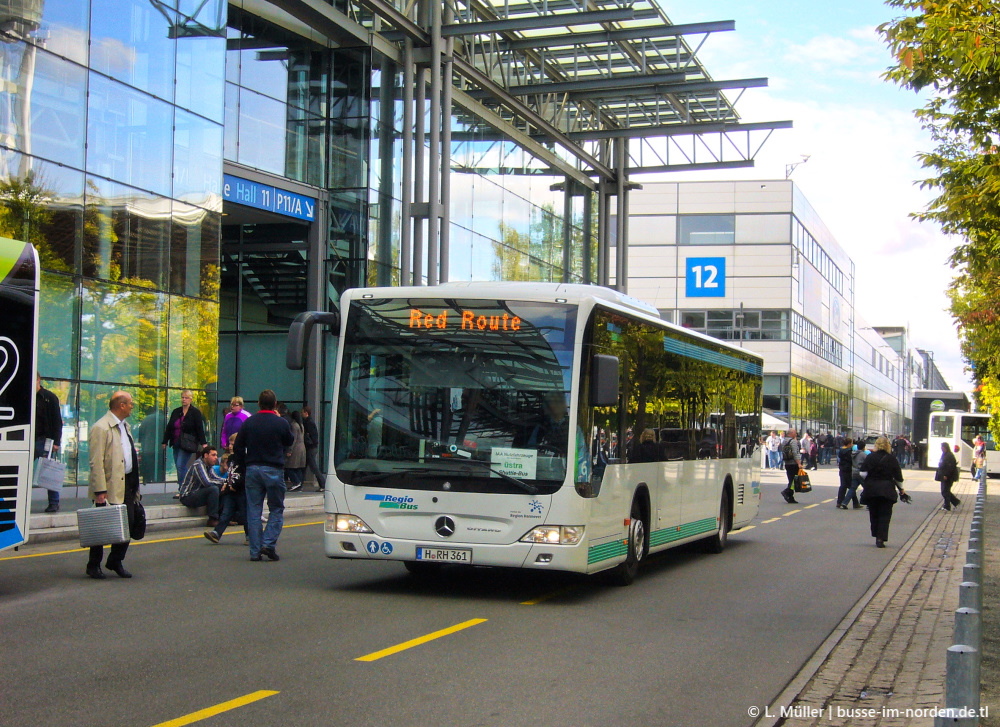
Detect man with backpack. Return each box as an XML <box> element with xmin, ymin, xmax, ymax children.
<box><xmin>780</xmin><ymin>428</ymin><xmax>802</xmax><ymax>504</ymax></box>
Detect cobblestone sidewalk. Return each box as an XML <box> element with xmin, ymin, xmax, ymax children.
<box><xmin>760</xmin><ymin>476</ymin><xmax>978</xmax><ymax>727</ymax></box>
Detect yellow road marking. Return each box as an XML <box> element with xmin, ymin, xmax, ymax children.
<box><xmin>761</xmin><ymin>518</ymin><xmax>780</xmax><ymax>524</ymax></box>
<box><xmin>149</xmin><ymin>690</ymin><xmax>278</xmax><ymax>727</ymax></box>
<box><xmin>0</xmin><ymin>522</ymin><xmax>324</xmax><ymax>561</ymax></box>
<box><xmin>782</xmin><ymin>509</ymin><xmax>801</xmax><ymax>516</ymax></box>
<box><xmin>804</xmin><ymin>503</ymin><xmax>820</xmax><ymax>509</ymax></box>
<box><xmin>738</xmin><ymin>525</ymin><xmax>756</xmax><ymax>531</ymax></box>
<box><xmin>822</xmin><ymin>498</ymin><xmax>835</xmax><ymax>503</ymax></box>
<box><xmin>521</xmin><ymin>584</ymin><xmax>578</xmax><ymax>605</ymax></box>
<box><xmin>355</xmin><ymin>619</ymin><xmax>488</xmax><ymax>662</ymax></box>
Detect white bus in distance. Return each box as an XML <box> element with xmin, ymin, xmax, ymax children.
<box><xmin>300</xmin><ymin>282</ymin><xmax>763</xmax><ymax>585</ymax></box>
<box><xmin>927</xmin><ymin>410</ymin><xmax>997</xmax><ymax>478</ymax></box>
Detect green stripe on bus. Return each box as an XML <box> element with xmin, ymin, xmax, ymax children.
<box><xmin>0</xmin><ymin>237</ymin><xmax>27</xmax><ymax>285</ymax></box>
<box><xmin>649</xmin><ymin>517</ymin><xmax>717</xmax><ymax>547</ymax></box>
<box><xmin>588</xmin><ymin>516</ymin><xmax>718</xmax><ymax>564</ymax></box>
<box><xmin>587</xmin><ymin>540</ymin><xmax>627</xmax><ymax>564</ymax></box>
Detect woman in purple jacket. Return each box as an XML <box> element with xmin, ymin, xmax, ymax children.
<box><xmin>221</xmin><ymin>396</ymin><xmax>250</xmax><ymax>451</ymax></box>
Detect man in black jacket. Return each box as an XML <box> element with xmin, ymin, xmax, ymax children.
<box><xmin>233</xmin><ymin>390</ymin><xmax>293</xmax><ymax>562</ymax></box>
<box><xmin>35</xmin><ymin>374</ymin><xmax>63</xmax><ymax>512</ymax></box>
<box><xmin>301</xmin><ymin>405</ymin><xmax>326</xmax><ymax>492</ymax></box>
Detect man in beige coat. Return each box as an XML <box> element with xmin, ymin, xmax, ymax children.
<box><xmin>87</xmin><ymin>391</ymin><xmax>139</xmax><ymax>579</ymax></box>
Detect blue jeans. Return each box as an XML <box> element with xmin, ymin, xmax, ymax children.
<box><xmin>174</xmin><ymin>447</ymin><xmax>194</xmax><ymax>486</ymax></box>
<box><xmin>245</xmin><ymin>465</ymin><xmax>286</xmax><ymax>557</ymax></box>
<box><xmin>213</xmin><ymin>490</ymin><xmax>247</xmax><ymax>538</ymax></box>
<box><xmin>768</xmin><ymin>450</ymin><xmax>781</xmax><ymax>469</ymax></box>
<box><xmin>35</xmin><ymin>437</ymin><xmax>60</xmax><ymax>507</ymax></box>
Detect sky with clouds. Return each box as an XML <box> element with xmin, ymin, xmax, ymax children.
<box><xmin>654</xmin><ymin>0</ymin><xmax>972</xmax><ymax>392</ymax></box>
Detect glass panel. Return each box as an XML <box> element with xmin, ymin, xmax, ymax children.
<box><xmin>168</xmin><ymin>295</ymin><xmax>220</xmax><ymax>391</ymax></box>
<box><xmin>678</xmin><ymin>214</ymin><xmax>736</xmax><ymax>245</ymax></box>
<box><xmin>0</xmin><ymin>152</ymin><xmax>84</xmax><ymax>274</ymax></box>
<box><xmin>15</xmin><ymin>0</ymin><xmax>90</xmax><ymax>64</ymax></box>
<box><xmin>170</xmin><ymin>202</ymin><xmax>221</xmax><ymax>299</ymax></box>
<box><xmin>680</xmin><ymin>311</ymin><xmax>705</xmax><ymax>329</ymax></box>
<box><xmin>80</xmin><ymin>279</ymin><xmax>166</xmax><ymax>386</ymax></box>
<box><xmin>223</xmin><ymin>82</ymin><xmax>239</xmax><ymax>161</ymax></box>
<box><xmin>78</xmin><ymin>383</ymin><xmax>166</xmax><ymax>488</ymax></box>
<box><xmin>83</xmin><ymin>177</ymin><xmax>169</xmax><ymax>289</ymax></box>
<box><xmin>174</xmin><ymin>0</ymin><xmax>226</xmax><ymax>122</ymax></box>
<box><xmin>86</xmin><ymin>74</ymin><xmax>175</xmax><ymax>197</ymax></box>
<box><xmin>930</xmin><ymin>415</ymin><xmax>954</xmax><ymax>438</ymax></box>
<box><xmin>173</xmin><ymin>108</ymin><xmax>223</xmax><ymax>208</ymax></box>
<box><xmin>236</xmin><ymin>87</ymin><xmax>285</xmax><ymax>176</ymax></box>
<box><xmin>1</xmin><ymin>47</ymin><xmax>87</xmax><ymax>169</ymax></box>
<box><xmin>38</xmin><ymin>271</ymin><xmax>79</xmax><ymax>380</ymax></box>
<box><xmin>237</xmin><ymin>334</ymin><xmax>304</xmax><ymax>406</ymax></box>
<box><xmin>286</xmin><ymin>107</ymin><xmax>325</xmax><ymax>187</ymax></box>
<box><xmin>90</xmin><ymin>0</ymin><xmax>176</xmax><ymax>102</ymax></box>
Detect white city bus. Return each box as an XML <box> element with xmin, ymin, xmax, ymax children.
<box><xmin>927</xmin><ymin>410</ymin><xmax>996</xmax><ymax>478</ymax></box>
<box><xmin>318</xmin><ymin>282</ymin><xmax>762</xmax><ymax>584</ymax></box>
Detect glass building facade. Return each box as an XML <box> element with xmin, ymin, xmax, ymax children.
<box><xmin>1</xmin><ymin>0</ymin><xmax>599</xmax><ymax>492</ymax></box>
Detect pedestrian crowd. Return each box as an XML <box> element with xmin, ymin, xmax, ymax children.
<box><xmin>765</xmin><ymin>425</ymin><xmax>973</xmax><ymax>549</ymax></box>
<box><xmin>80</xmin><ymin>387</ymin><xmax>325</xmax><ymax>579</ymax></box>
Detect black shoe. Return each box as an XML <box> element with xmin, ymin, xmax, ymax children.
<box><xmin>288</xmin><ymin>483</ymin><xmax>303</xmax><ymax>492</ymax></box>
<box><xmin>852</xmin><ymin>503</ymin><xmax>863</xmax><ymax>509</ymax></box>
<box><xmin>838</xmin><ymin>504</ymin><xmax>848</xmax><ymax>510</ymax></box>
<box><xmin>788</xmin><ymin>498</ymin><xmax>799</xmax><ymax>504</ymax></box>
<box><xmin>260</xmin><ymin>546</ymin><xmax>280</xmax><ymax>561</ymax></box>
<box><xmin>86</xmin><ymin>565</ymin><xmax>106</xmax><ymax>579</ymax></box>
<box><xmin>44</xmin><ymin>504</ymin><xmax>59</xmax><ymax>513</ymax></box>
<box><xmin>106</xmin><ymin>562</ymin><xmax>132</xmax><ymax>578</ymax></box>
<box><xmin>250</xmin><ymin>554</ymin><xmax>263</xmax><ymax>562</ymax></box>
<box><xmin>954</xmin><ymin>499</ymin><xmax>961</xmax><ymax>507</ymax></box>
<box><xmin>204</xmin><ymin>530</ymin><xmax>220</xmax><ymax>543</ymax></box>
<box><xmin>875</xmin><ymin>539</ymin><xmax>885</xmax><ymax>548</ymax></box>
<box><xmin>781</xmin><ymin>490</ymin><xmax>793</xmax><ymax>503</ymax></box>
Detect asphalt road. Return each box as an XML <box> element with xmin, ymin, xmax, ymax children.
<box><xmin>0</xmin><ymin>467</ymin><xmax>941</xmax><ymax>727</ymax></box>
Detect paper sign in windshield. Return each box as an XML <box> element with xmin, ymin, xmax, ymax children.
<box><xmin>491</xmin><ymin>447</ymin><xmax>537</xmax><ymax>480</ymax></box>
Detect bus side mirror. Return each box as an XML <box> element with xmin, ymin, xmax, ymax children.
<box><xmin>287</xmin><ymin>311</ymin><xmax>340</xmax><ymax>370</ymax></box>
<box><xmin>591</xmin><ymin>354</ymin><xmax>619</xmax><ymax>407</ymax></box>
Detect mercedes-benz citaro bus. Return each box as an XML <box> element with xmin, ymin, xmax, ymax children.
<box><xmin>927</xmin><ymin>410</ymin><xmax>996</xmax><ymax>478</ymax></box>
<box><xmin>315</xmin><ymin>283</ymin><xmax>762</xmax><ymax>585</ymax></box>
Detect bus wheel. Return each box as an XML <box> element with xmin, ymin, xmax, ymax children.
<box><xmin>610</xmin><ymin>498</ymin><xmax>646</xmax><ymax>586</ymax></box>
<box><xmin>404</xmin><ymin>561</ymin><xmax>443</xmax><ymax>577</ymax></box>
<box><xmin>703</xmin><ymin>489</ymin><xmax>730</xmax><ymax>554</ymax></box>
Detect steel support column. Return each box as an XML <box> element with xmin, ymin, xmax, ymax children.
<box><xmin>615</xmin><ymin>137</ymin><xmax>627</xmax><ymax>293</ymax></box>
<box><xmin>440</xmin><ymin>5</ymin><xmax>454</xmax><ymax>283</ymax></box>
<box><xmin>401</xmin><ymin>38</ymin><xmax>413</xmax><ymax>285</ymax></box>
<box><xmin>413</xmin><ymin>65</ymin><xmax>426</xmax><ymax>285</ymax></box>
<box><xmin>426</xmin><ymin>0</ymin><xmax>442</xmax><ymax>285</ymax></box>
<box><xmin>562</xmin><ymin>178</ymin><xmax>572</xmax><ymax>283</ymax></box>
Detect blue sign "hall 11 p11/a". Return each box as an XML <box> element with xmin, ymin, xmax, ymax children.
<box><xmin>223</xmin><ymin>174</ymin><xmax>317</xmax><ymax>222</ymax></box>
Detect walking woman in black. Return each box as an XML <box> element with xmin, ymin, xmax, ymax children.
<box><xmin>934</xmin><ymin>441</ymin><xmax>961</xmax><ymax>511</ymax></box>
<box><xmin>859</xmin><ymin>436</ymin><xmax>907</xmax><ymax>548</ymax></box>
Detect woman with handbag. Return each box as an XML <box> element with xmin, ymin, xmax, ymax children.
<box><xmin>859</xmin><ymin>436</ymin><xmax>907</xmax><ymax>548</ymax></box>
<box><xmin>935</xmin><ymin>441</ymin><xmax>961</xmax><ymax>511</ymax></box>
<box><xmin>162</xmin><ymin>389</ymin><xmax>206</xmax><ymax>487</ymax></box>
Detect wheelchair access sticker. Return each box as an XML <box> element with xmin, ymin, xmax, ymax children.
<box><xmin>366</xmin><ymin>540</ymin><xmax>393</xmax><ymax>555</ymax></box>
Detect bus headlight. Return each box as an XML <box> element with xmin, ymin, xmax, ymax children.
<box><xmin>328</xmin><ymin>513</ymin><xmax>373</xmax><ymax>534</ymax></box>
<box><xmin>520</xmin><ymin>525</ymin><xmax>585</xmax><ymax>545</ymax></box>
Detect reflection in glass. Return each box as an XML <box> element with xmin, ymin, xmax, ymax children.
<box><xmin>174</xmin><ymin>3</ymin><xmax>226</xmax><ymax>122</ymax></box>
<box><xmin>168</xmin><ymin>295</ymin><xmax>220</xmax><ymax>391</ymax></box>
<box><xmin>80</xmin><ymin>279</ymin><xmax>166</xmax><ymax>387</ymax></box>
<box><xmin>223</xmin><ymin>82</ymin><xmax>239</xmax><ymax>161</ymax></box>
<box><xmin>236</xmin><ymin>87</ymin><xmax>285</xmax><ymax>176</ymax></box>
<box><xmin>1</xmin><ymin>46</ymin><xmax>87</xmax><ymax>169</ymax></box>
<box><xmin>173</xmin><ymin>108</ymin><xmax>223</xmax><ymax>208</ymax></box>
<box><xmin>41</xmin><ymin>379</ymin><xmax>79</xmax><ymax>489</ymax></box>
<box><xmin>0</xmin><ymin>152</ymin><xmax>84</xmax><ymax>273</ymax></box>
<box><xmin>170</xmin><ymin>202</ymin><xmax>221</xmax><ymax>299</ymax></box>
<box><xmin>83</xmin><ymin>177</ymin><xmax>169</xmax><ymax>289</ymax></box>
<box><xmin>90</xmin><ymin>0</ymin><xmax>176</xmax><ymax>102</ymax></box>
<box><xmin>87</xmin><ymin>74</ymin><xmax>174</xmax><ymax>197</ymax></box>
<box><xmin>38</xmin><ymin>271</ymin><xmax>80</xmax><ymax>380</ymax></box>
<box><xmin>10</xmin><ymin>0</ymin><xmax>90</xmax><ymax>65</ymax></box>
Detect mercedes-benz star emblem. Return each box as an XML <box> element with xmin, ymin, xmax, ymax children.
<box><xmin>435</xmin><ymin>516</ymin><xmax>456</xmax><ymax>538</ymax></box>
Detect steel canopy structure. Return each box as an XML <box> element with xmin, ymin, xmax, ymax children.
<box><xmin>272</xmin><ymin>0</ymin><xmax>790</xmax><ymax>289</ymax></box>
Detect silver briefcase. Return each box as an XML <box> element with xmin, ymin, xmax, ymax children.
<box><xmin>77</xmin><ymin>504</ymin><xmax>130</xmax><ymax>547</ymax></box>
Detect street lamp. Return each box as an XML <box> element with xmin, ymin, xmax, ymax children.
<box><xmin>785</xmin><ymin>155</ymin><xmax>811</xmax><ymax>179</ymax></box>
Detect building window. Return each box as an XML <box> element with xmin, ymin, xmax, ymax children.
<box><xmin>678</xmin><ymin>308</ymin><xmax>788</xmax><ymax>341</ymax></box>
<box><xmin>678</xmin><ymin>215</ymin><xmax>735</xmax><ymax>245</ymax></box>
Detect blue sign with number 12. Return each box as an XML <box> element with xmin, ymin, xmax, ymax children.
<box><xmin>685</xmin><ymin>257</ymin><xmax>726</xmax><ymax>298</ymax></box>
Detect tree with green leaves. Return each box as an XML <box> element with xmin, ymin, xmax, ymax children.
<box><xmin>880</xmin><ymin>0</ymin><xmax>1000</xmax><ymax>434</ymax></box>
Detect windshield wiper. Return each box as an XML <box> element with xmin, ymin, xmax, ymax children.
<box><xmin>351</xmin><ymin>467</ymin><xmax>427</xmax><ymax>485</ymax></box>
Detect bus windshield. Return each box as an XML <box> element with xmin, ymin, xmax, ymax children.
<box><xmin>334</xmin><ymin>297</ymin><xmax>577</xmax><ymax>494</ymax></box>
<box><xmin>961</xmin><ymin>415</ymin><xmax>996</xmax><ymax>451</ymax></box>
